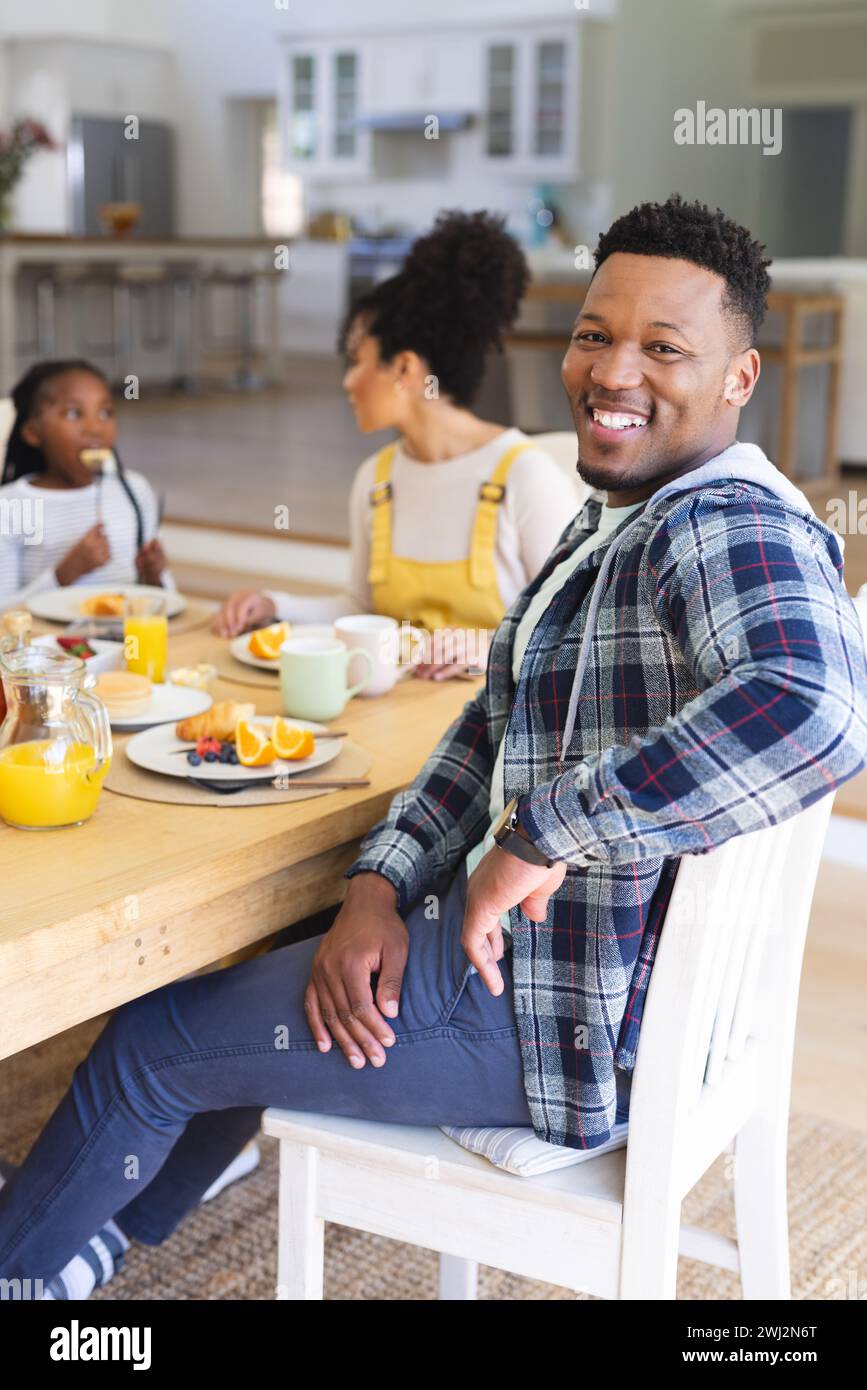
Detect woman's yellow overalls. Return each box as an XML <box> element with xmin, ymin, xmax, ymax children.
<box><xmin>366</xmin><ymin>437</ymin><xmax>536</xmax><ymax>630</ymax></box>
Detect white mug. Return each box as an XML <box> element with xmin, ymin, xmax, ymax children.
<box><xmin>334</xmin><ymin>614</ymin><xmax>401</xmax><ymax>697</ymax></box>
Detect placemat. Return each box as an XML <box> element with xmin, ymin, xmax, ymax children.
<box><xmin>167</xmin><ymin>597</ymin><xmax>220</xmax><ymax>636</ymax></box>
<box><xmin>31</xmin><ymin>595</ymin><xmax>218</xmax><ymax>638</ymax></box>
<box><xmin>103</xmin><ymin>738</ymin><xmax>370</xmax><ymax>807</ymax></box>
<box><xmin>215</xmin><ymin>655</ymin><xmax>282</xmax><ymax>690</ymax></box>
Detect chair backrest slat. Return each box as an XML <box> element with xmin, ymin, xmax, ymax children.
<box><xmin>624</xmin><ymin>795</ymin><xmax>835</xmax><ymax>1151</ymax></box>
<box><xmin>727</xmin><ymin>816</ymin><xmax>798</xmax><ymax>1058</ymax></box>
<box><xmin>704</xmin><ymin>831</ymin><xmax>766</xmax><ymax>1086</ymax></box>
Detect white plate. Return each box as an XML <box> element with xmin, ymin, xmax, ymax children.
<box><xmin>229</xmin><ymin>624</ymin><xmax>335</xmax><ymax>672</ymax></box>
<box><xmin>28</xmin><ymin>584</ymin><xmax>187</xmax><ymax>624</ymax></box>
<box><xmin>125</xmin><ymin>717</ymin><xmax>341</xmax><ymax>782</ymax></box>
<box><xmin>104</xmin><ymin>682</ymin><xmax>213</xmax><ymax>731</ymax></box>
<box><xmin>32</xmin><ymin>634</ymin><xmax>123</xmax><ymax>677</ymax></box>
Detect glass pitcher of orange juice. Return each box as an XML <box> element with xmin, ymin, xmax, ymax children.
<box><xmin>0</xmin><ymin>646</ymin><xmax>113</xmax><ymax>829</ymax></box>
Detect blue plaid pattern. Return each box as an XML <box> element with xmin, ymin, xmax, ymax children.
<box><xmin>346</xmin><ymin>470</ymin><xmax>867</xmax><ymax>1148</ymax></box>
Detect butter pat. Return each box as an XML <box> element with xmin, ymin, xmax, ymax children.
<box><xmin>168</xmin><ymin>664</ymin><xmax>217</xmax><ymax>692</ymax></box>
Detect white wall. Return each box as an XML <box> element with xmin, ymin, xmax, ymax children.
<box><xmin>1</xmin><ymin>38</ymin><xmax>179</xmax><ymax>231</ymax></box>
<box><xmin>0</xmin><ymin>0</ymin><xmax>171</xmax><ymax>45</ymax></box>
<box><xmin>270</xmin><ymin>0</ymin><xmax>618</xmax><ymax>34</ymax></box>
<box><xmin>2</xmin><ymin>0</ymin><xmax>866</xmax><ymax>250</ymax></box>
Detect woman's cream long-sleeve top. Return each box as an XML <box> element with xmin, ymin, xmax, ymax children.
<box><xmin>264</xmin><ymin>429</ymin><xmax>583</xmax><ymax>623</ymax></box>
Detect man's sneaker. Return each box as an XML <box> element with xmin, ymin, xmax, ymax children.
<box><xmin>0</xmin><ymin>1158</ymin><xmax>129</xmax><ymax>1300</ymax></box>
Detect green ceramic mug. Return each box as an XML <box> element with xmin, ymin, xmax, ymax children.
<box><xmin>279</xmin><ymin>637</ymin><xmax>375</xmax><ymax>721</ymax></box>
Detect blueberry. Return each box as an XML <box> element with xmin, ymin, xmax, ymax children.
<box><xmin>219</xmin><ymin>749</ymin><xmax>231</xmax><ymax>763</ymax></box>
<box><xmin>228</xmin><ymin>751</ymin><xmax>238</xmax><ymax>765</ymax></box>
<box><xmin>204</xmin><ymin>751</ymin><xmax>218</xmax><ymax>763</ymax></box>
<box><xmin>187</xmin><ymin>752</ymin><xmax>202</xmax><ymax>766</ymax></box>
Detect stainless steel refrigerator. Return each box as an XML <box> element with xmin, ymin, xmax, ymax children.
<box><xmin>67</xmin><ymin>114</ymin><xmax>175</xmax><ymax>237</ymax></box>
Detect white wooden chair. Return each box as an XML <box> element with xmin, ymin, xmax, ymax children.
<box><xmin>263</xmin><ymin>792</ymin><xmax>835</xmax><ymax>1300</ymax></box>
<box><xmin>0</xmin><ymin>398</ymin><xmax>14</xmax><ymax>457</ymax></box>
<box><xmin>530</xmin><ymin>430</ymin><xmax>592</xmax><ymax>512</ymax></box>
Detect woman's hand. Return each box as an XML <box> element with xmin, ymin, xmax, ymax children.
<box><xmin>212</xmin><ymin>590</ymin><xmax>276</xmax><ymax>638</ymax></box>
<box><xmin>54</xmin><ymin>524</ymin><xmax>111</xmax><ymax>586</ymax></box>
<box><xmin>135</xmin><ymin>538</ymin><xmax>168</xmax><ymax>586</ymax></box>
<box><xmin>411</xmin><ymin>627</ymin><xmax>489</xmax><ymax>681</ymax></box>
<box><xmin>304</xmin><ymin>872</ymin><xmax>408</xmax><ymax>1068</ymax></box>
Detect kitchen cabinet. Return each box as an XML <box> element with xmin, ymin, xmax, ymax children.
<box><xmin>480</xmin><ymin>26</ymin><xmax>580</xmax><ymax>178</ymax></box>
<box><xmin>281</xmin><ymin>41</ymin><xmax>370</xmax><ymax>178</ymax></box>
<box><xmin>279</xmin><ymin>21</ymin><xmax>580</xmax><ymax>186</ymax></box>
<box><xmin>362</xmin><ymin>34</ymin><xmax>479</xmax><ymax>116</ymax></box>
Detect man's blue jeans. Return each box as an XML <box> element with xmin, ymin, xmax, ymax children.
<box><xmin>0</xmin><ymin>864</ymin><xmax>632</xmax><ymax>1291</ymax></box>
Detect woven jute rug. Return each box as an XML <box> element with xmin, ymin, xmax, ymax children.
<box><xmin>1</xmin><ymin>1013</ymin><xmax>863</xmax><ymax>1301</ymax></box>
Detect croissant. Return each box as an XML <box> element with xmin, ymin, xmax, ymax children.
<box><xmin>176</xmin><ymin>700</ymin><xmax>255</xmax><ymax>743</ymax></box>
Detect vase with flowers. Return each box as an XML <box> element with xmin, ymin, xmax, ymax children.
<box><xmin>0</xmin><ymin>119</ymin><xmax>57</xmax><ymax>232</ymax></box>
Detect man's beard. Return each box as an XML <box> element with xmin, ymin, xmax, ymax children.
<box><xmin>576</xmin><ymin>454</ymin><xmax>656</xmax><ymax>492</ymax></box>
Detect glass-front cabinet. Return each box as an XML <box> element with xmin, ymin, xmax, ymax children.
<box><xmin>283</xmin><ymin>42</ymin><xmax>369</xmax><ymax>176</ymax></box>
<box><xmin>482</xmin><ymin>28</ymin><xmax>578</xmax><ymax>176</ymax></box>
<box><xmin>289</xmin><ymin>53</ymin><xmax>317</xmax><ymax>161</ymax></box>
<box><xmin>535</xmin><ymin>40</ymin><xmax>566</xmax><ymax>157</ymax></box>
<box><xmin>486</xmin><ymin>43</ymin><xmax>516</xmax><ymax>158</ymax></box>
<box><xmin>333</xmin><ymin>52</ymin><xmax>359</xmax><ymax>160</ymax></box>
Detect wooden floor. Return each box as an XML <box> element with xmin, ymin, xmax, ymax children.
<box><xmin>793</xmin><ymin>858</ymin><xmax>867</xmax><ymax>1133</ymax></box>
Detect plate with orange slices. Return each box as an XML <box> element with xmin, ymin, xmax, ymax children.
<box><xmin>125</xmin><ymin>715</ymin><xmax>342</xmax><ymax>784</ymax></box>
<box><xmin>229</xmin><ymin>623</ymin><xmax>335</xmax><ymax>672</ymax></box>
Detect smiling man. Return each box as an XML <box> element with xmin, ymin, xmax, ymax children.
<box><xmin>4</xmin><ymin>196</ymin><xmax>867</xmax><ymax>1298</ymax></box>
<box><xmin>313</xmin><ymin>193</ymin><xmax>867</xmax><ymax>1146</ymax></box>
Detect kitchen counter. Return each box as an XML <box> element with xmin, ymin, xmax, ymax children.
<box><xmin>0</xmin><ymin>235</ymin><xmax>286</xmax><ymax>393</ymax></box>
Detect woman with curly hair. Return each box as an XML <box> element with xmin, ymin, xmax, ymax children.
<box><xmin>213</xmin><ymin>209</ymin><xmax>582</xmax><ymax>676</ymax></box>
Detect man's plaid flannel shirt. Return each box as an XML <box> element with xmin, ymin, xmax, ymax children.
<box><xmin>346</xmin><ymin>470</ymin><xmax>867</xmax><ymax>1149</ymax></box>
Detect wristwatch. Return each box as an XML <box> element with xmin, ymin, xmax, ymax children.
<box><xmin>492</xmin><ymin>796</ymin><xmax>556</xmax><ymax>868</ymax></box>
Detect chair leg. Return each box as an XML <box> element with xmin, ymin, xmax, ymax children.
<box><xmin>734</xmin><ymin>1107</ymin><xmax>792</xmax><ymax>1299</ymax></box>
<box><xmin>619</xmin><ymin>1197</ymin><xmax>681</xmax><ymax>1299</ymax></box>
<box><xmin>438</xmin><ymin>1253</ymin><xmax>479</xmax><ymax>1300</ymax></box>
<box><xmin>275</xmin><ymin>1142</ymin><xmax>325</xmax><ymax>1300</ymax></box>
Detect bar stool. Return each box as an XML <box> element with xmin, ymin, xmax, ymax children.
<box><xmin>59</xmin><ymin>261</ymin><xmax>124</xmax><ymax>382</ymax></box>
<box><xmin>13</xmin><ymin>262</ymin><xmax>101</xmax><ymax>372</ymax></box>
<box><xmin>197</xmin><ymin>261</ymin><xmax>261</xmax><ymax>390</ymax></box>
<box><xmin>13</xmin><ymin>264</ymin><xmax>59</xmax><ymax>360</ymax></box>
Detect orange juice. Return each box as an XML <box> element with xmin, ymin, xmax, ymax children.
<box><xmin>0</xmin><ymin>740</ymin><xmax>110</xmax><ymax>828</ymax></box>
<box><xmin>124</xmin><ymin>614</ymin><xmax>167</xmax><ymax>683</ymax></box>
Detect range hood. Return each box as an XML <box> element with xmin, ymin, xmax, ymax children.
<box><xmin>354</xmin><ymin>111</ymin><xmax>474</xmax><ymax>133</ymax></box>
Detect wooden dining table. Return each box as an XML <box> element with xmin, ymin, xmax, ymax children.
<box><xmin>0</xmin><ymin>607</ymin><xmax>482</xmax><ymax>1063</ymax></box>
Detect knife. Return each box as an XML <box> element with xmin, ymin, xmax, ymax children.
<box><xmin>187</xmin><ymin>775</ymin><xmax>370</xmax><ymax>795</ymax></box>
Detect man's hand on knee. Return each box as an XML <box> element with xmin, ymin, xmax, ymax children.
<box><xmin>304</xmin><ymin>873</ymin><xmax>409</xmax><ymax>1069</ymax></box>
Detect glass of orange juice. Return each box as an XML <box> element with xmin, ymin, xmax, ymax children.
<box><xmin>124</xmin><ymin>594</ymin><xmax>168</xmax><ymax>683</ymax></box>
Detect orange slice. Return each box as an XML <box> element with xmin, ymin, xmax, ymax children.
<box><xmin>247</xmin><ymin>622</ymin><xmax>291</xmax><ymax>661</ymax></box>
<box><xmin>236</xmin><ymin>718</ymin><xmax>276</xmax><ymax>766</ymax></box>
<box><xmin>271</xmin><ymin>718</ymin><xmax>315</xmax><ymax>760</ymax></box>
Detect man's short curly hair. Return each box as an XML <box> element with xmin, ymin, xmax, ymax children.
<box><xmin>594</xmin><ymin>193</ymin><xmax>772</xmax><ymax>346</ymax></box>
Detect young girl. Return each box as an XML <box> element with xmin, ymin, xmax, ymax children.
<box><xmin>213</xmin><ymin>210</ymin><xmax>583</xmax><ymax>675</ymax></box>
<box><xmin>0</xmin><ymin>359</ymin><xmax>172</xmax><ymax>609</ymax></box>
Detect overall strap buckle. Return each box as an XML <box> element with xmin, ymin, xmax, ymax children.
<box><xmin>478</xmin><ymin>480</ymin><xmax>506</xmax><ymax>504</ymax></box>
<box><xmin>369</xmin><ymin>480</ymin><xmax>393</xmax><ymax>506</ymax></box>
